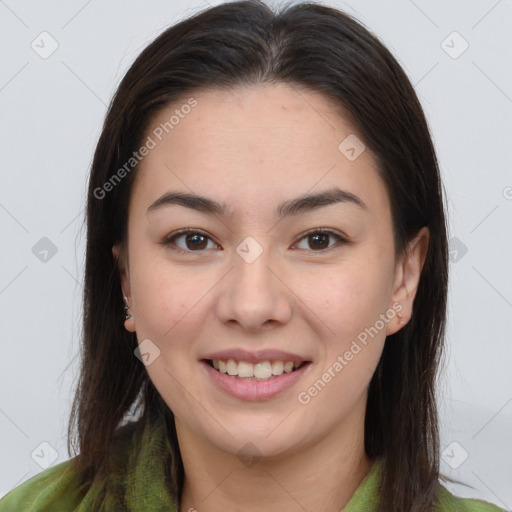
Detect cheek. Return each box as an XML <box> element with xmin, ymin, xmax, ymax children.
<box><xmin>296</xmin><ymin>264</ymin><xmax>388</xmax><ymax>417</ymax></box>
<box><xmin>298</xmin><ymin>256</ymin><xmax>392</xmax><ymax>342</ymax></box>
<box><xmin>129</xmin><ymin>254</ymin><xmax>210</xmax><ymax>346</ymax></box>
<box><xmin>129</xmin><ymin>259</ymin><xmax>209</xmax><ymax>410</ymax></box>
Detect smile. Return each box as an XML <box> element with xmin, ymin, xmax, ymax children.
<box><xmin>207</xmin><ymin>359</ymin><xmax>308</xmax><ymax>381</ymax></box>
<box><xmin>201</xmin><ymin>357</ymin><xmax>312</xmax><ymax>401</ymax></box>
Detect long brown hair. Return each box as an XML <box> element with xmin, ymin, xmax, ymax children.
<box><xmin>67</xmin><ymin>1</ymin><xmax>449</xmax><ymax>510</ymax></box>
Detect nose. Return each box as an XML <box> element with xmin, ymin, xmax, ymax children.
<box><xmin>215</xmin><ymin>238</ymin><xmax>293</xmax><ymax>333</ymax></box>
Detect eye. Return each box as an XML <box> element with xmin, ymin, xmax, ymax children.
<box><xmin>162</xmin><ymin>228</ymin><xmax>219</xmax><ymax>254</ymax></box>
<box><xmin>293</xmin><ymin>229</ymin><xmax>348</xmax><ymax>252</ymax></box>
<box><xmin>161</xmin><ymin>228</ymin><xmax>348</xmax><ymax>255</ymax></box>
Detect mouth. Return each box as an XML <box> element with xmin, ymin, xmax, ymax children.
<box><xmin>203</xmin><ymin>358</ymin><xmax>311</xmax><ymax>381</ymax></box>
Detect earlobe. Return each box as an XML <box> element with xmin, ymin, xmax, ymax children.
<box><xmin>123</xmin><ymin>307</ymin><xmax>136</xmax><ymax>333</ymax></box>
<box><xmin>112</xmin><ymin>244</ymin><xmax>136</xmax><ymax>333</ymax></box>
<box><xmin>386</xmin><ymin>226</ymin><xmax>430</xmax><ymax>335</ymax></box>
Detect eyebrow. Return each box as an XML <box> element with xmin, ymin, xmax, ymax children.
<box><xmin>147</xmin><ymin>187</ymin><xmax>368</xmax><ymax>219</ymax></box>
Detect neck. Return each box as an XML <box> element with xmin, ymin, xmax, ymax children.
<box><xmin>177</xmin><ymin>413</ymin><xmax>373</xmax><ymax>512</ymax></box>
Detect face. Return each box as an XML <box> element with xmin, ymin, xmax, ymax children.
<box><xmin>114</xmin><ymin>83</ymin><xmax>428</xmax><ymax>461</ymax></box>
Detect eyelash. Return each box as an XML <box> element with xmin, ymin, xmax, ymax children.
<box><xmin>160</xmin><ymin>227</ymin><xmax>349</xmax><ymax>255</ymax></box>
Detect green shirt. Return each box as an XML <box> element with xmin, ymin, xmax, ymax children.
<box><xmin>0</xmin><ymin>415</ymin><xmax>506</xmax><ymax>511</ymax></box>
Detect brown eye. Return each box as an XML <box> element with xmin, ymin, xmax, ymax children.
<box><xmin>182</xmin><ymin>232</ymin><xmax>208</xmax><ymax>250</ymax></box>
<box><xmin>163</xmin><ymin>229</ymin><xmax>218</xmax><ymax>253</ymax></box>
<box><xmin>308</xmin><ymin>233</ymin><xmax>330</xmax><ymax>250</ymax></box>
<box><xmin>294</xmin><ymin>230</ymin><xmax>347</xmax><ymax>252</ymax></box>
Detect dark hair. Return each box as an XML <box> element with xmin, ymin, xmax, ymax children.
<box><xmin>67</xmin><ymin>1</ymin><xmax>449</xmax><ymax>510</ymax></box>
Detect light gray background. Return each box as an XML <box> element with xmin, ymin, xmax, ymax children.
<box><xmin>1</xmin><ymin>0</ymin><xmax>511</xmax><ymax>508</ymax></box>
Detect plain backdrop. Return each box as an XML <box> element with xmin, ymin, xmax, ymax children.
<box><xmin>0</xmin><ymin>0</ymin><xmax>511</xmax><ymax>508</ymax></box>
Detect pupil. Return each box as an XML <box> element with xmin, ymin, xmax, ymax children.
<box><xmin>311</xmin><ymin>234</ymin><xmax>328</xmax><ymax>250</ymax></box>
<box><xmin>187</xmin><ymin>234</ymin><xmax>206</xmax><ymax>250</ymax></box>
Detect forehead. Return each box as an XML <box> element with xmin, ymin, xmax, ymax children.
<box><xmin>132</xmin><ymin>83</ymin><xmax>389</xmax><ymax>218</ymax></box>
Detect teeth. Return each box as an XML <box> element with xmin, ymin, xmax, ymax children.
<box><xmin>226</xmin><ymin>359</ymin><xmax>238</xmax><ymax>376</ymax></box>
<box><xmin>271</xmin><ymin>360</ymin><xmax>283</xmax><ymax>376</ymax></box>
<box><xmin>254</xmin><ymin>361</ymin><xmax>272</xmax><ymax>380</ymax></box>
<box><xmin>210</xmin><ymin>359</ymin><xmax>304</xmax><ymax>380</ymax></box>
<box><xmin>238</xmin><ymin>361</ymin><xmax>254</xmax><ymax>378</ymax></box>
<box><xmin>283</xmin><ymin>361</ymin><xmax>294</xmax><ymax>373</ymax></box>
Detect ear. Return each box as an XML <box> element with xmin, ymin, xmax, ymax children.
<box><xmin>112</xmin><ymin>244</ymin><xmax>136</xmax><ymax>333</ymax></box>
<box><xmin>386</xmin><ymin>226</ymin><xmax>430</xmax><ymax>335</ymax></box>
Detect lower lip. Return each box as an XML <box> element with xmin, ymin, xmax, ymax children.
<box><xmin>201</xmin><ymin>361</ymin><xmax>311</xmax><ymax>401</ymax></box>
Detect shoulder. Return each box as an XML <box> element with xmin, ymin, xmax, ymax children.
<box><xmin>0</xmin><ymin>420</ymin><xmax>140</xmax><ymax>511</ymax></box>
<box><xmin>0</xmin><ymin>458</ymin><xmax>85</xmax><ymax>511</ymax></box>
<box><xmin>435</xmin><ymin>484</ymin><xmax>508</xmax><ymax>512</ymax></box>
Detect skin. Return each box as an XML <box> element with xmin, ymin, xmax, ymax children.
<box><xmin>113</xmin><ymin>83</ymin><xmax>429</xmax><ymax>512</ymax></box>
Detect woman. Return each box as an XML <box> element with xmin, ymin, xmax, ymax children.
<box><xmin>0</xmin><ymin>0</ymin><xmax>506</xmax><ymax>510</ymax></box>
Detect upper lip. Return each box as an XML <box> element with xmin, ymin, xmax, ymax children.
<box><xmin>202</xmin><ymin>349</ymin><xmax>310</xmax><ymax>364</ymax></box>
